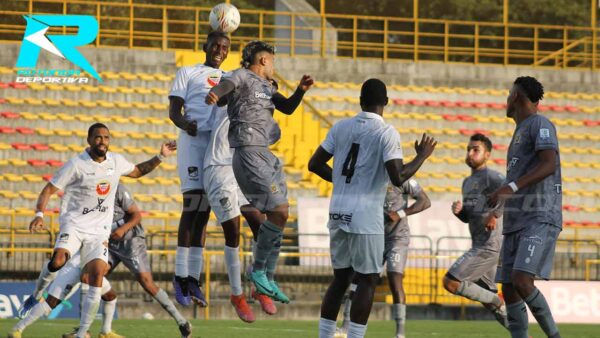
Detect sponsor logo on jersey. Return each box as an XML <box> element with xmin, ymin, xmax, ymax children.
<box><xmin>329</xmin><ymin>212</ymin><xmax>353</xmax><ymax>223</ymax></box>
<box><xmin>540</xmin><ymin>128</ymin><xmax>550</xmax><ymax>139</ymax></box>
<box><xmin>270</xmin><ymin>183</ymin><xmax>279</xmax><ymax>194</ymax></box>
<box><xmin>254</xmin><ymin>91</ymin><xmax>272</xmax><ymax>100</ymax></box>
<box><xmin>219</xmin><ymin>197</ymin><xmax>232</xmax><ymax>211</ymax></box>
<box><xmin>513</xmin><ymin>133</ymin><xmax>521</xmax><ymax>145</ymax></box>
<box><xmin>188</xmin><ymin>166</ymin><xmax>199</xmax><ymax>178</ymax></box>
<box><xmin>58</xmin><ymin>232</ymin><xmax>70</xmax><ymax>243</ymax></box>
<box><xmin>96</xmin><ymin>181</ymin><xmax>110</xmax><ymax>196</ymax></box>
<box><xmin>207</xmin><ymin>73</ymin><xmax>221</xmax><ymax>87</ymax></box>
<box><xmin>82</xmin><ymin>197</ymin><xmax>108</xmax><ymax>215</ymax></box>
<box><xmin>507</xmin><ymin>157</ymin><xmax>519</xmax><ymax>171</ymax></box>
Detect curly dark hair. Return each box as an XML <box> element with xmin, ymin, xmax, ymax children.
<box><xmin>514</xmin><ymin>76</ymin><xmax>544</xmax><ymax>103</ymax></box>
<box><xmin>241</xmin><ymin>40</ymin><xmax>275</xmax><ymax>68</ymax></box>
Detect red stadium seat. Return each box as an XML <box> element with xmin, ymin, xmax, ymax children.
<box><xmin>408</xmin><ymin>99</ymin><xmax>425</xmax><ymax>106</ymax></box>
<box><xmin>11</xmin><ymin>143</ymin><xmax>32</xmax><ymax>150</ymax></box>
<box><xmin>47</xmin><ymin>160</ymin><xmax>64</xmax><ymax>167</ymax></box>
<box><xmin>457</xmin><ymin>114</ymin><xmax>475</xmax><ymax>121</ymax></box>
<box><xmin>0</xmin><ymin>126</ymin><xmax>16</xmax><ymax>134</ymax></box>
<box><xmin>27</xmin><ymin>159</ymin><xmax>47</xmax><ymax>167</ymax></box>
<box><xmin>424</xmin><ymin>100</ymin><xmax>441</xmax><ymax>107</ymax></box>
<box><xmin>0</xmin><ymin>111</ymin><xmax>20</xmax><ymax>119</ymax></box>
<box><xmin>42</xmin><ymin>174</ymin><xmax>53</xmax><ymax>181</ymax></box>
<box><xmin>565</xmin><ymin>106</ymin><xmax>579</xmax><ymax>113</ymax></box>
<box><xmin>493</xmin><ymin>158</ymin><xmax>507</xmax><ymax>165</ymax></box>
<box><xmin>16</xmin><ymin>127</ymin><xmax>35</xmax><ymax>135</ymax></box>
<box><xmin>392</xmin><ymin>98</ymin><xmax>408</xmax><ymax>105</ymax></box>
<box><xmin>31</xmin><ymin>143</ymin><xmax>50</xmax><ymax>151</ymax></box>
<box><xmin>442</xmin><ymin>114</ymin><xmax>459</xmax><ymax>121</ymax></box>
<box><xmin>473</xmin><ymin>102</ymin><xmax>487</xmax><ymax>109</ymax></box>
<box><xmin>0</xmin><ymin>82</ymin><xmax>8</xmax><ymax>89</ymax></box>
<box><xmin>8</xmin><ymin>82</ymin><xmax>27</xmax><ymax>89</ymax></box>
<box><xmin>440</xmin><ymin>100</ymin><xmax>457</xmax><ymax>108</ymax></box>
<box><xmin>489</xmin><ymin>103</ymin><xmax>505</xmax><ymax>110</ymax></box>
<box><xmin>563</xmin><ymin>205</ymin><xmax>581</xmax><ymax>212</ymax></box>
<box><xmin>583</xmin><ymin>120</ymin><xmax>599</xmax><ymax>127</ymax></box>
<box><xmin>493</xmin><ymin>144</ymin><xmax>508</xmax><ymax>151</ymax></box>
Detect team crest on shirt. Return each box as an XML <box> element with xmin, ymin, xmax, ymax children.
<box><xmin>270</xmin><ymin>183</ymin><xmax>279</xmax><ymax>194</ymax></box>
<box><xmin>219</xmin><ymin>197</ymin><xmax>232</xmax><ymax>211</ymax></box>
<box><xmin>207</xmin><ymin>72</ymin><xmax>221</xmax><ymax>87</ymax></box>
<box><xmin>58</xmin><ymin>233</ymin><xmax>69</xmax><ymax>243</ymax></box>
<box><xmin>513</xmin><ymin>133</ymin><xmax>521</xmax><ymax>145</ymax></box>
<box><xmin>188</xmin><ymin>166</ymin><xmax>199</xmax><ymax>179</ymax></box>
<box><xmin>96</xmin><ymin>181</ymin><xmax>111</xmax><ymax>196</ymax></box>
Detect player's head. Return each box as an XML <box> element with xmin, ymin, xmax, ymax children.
<box><xmin>466</xmin><ymin>133</ymin><xmax>492</xmax><ymax>169</ymax></box>
<box><xmin>203</xmin><ymin>31</ymin><xmax>230</xmax><ymax>68</ymax></box>
<box><xmin>360</xmin><ymin>78</ymin><xmax>388</xmax><ymax>114</ymax></box>
<box><xmin>241</xmin><ymin>40</ymin><xmax>276</xmax><ymax>79</ymax></box>
<box><xmin>87</xmin><ymin>123</ymin><xmax>110</xmax><ymax>157</ymax></box>
<box><xmin>507</xmin><ymin>76</ymin><xmax>544</xmax><ymax>118</ymax></box>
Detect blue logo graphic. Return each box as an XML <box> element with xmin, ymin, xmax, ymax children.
<box><xmin>16</xmin><ymin>15</ymin><xmax>102</xmax><ymax>82</ymax></box>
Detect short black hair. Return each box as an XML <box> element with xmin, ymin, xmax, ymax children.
<box><xmin>470</xmin><ymin>133</ymin><xmax>492</xmax><ymax>152</ymax></box>
<box><xmin>88</xmin><ymin>123</ymin><xmax>109</xmax><ymax>139</ymax></box>
<box><xmin>360</xmin><ymin>78</ymin><xmax>387</xmax><ymax>106</ymax></box>
<box><xmin>514</xmin><ymin>76</ymin><xmax>544</xmax><ymax>103</ymax></box>
<box><xmin>206</xmin><ymin>31</ymin><xmax>230</xmax><ymax>45</ymax></box>
<box><xmin>241</xmin><ymin>40</ymin><xmax>275</xmax><ymax>68</ymax></box>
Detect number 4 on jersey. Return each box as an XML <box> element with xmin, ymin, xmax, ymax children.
<box><xmin>342</xmin><ymin>143</ymin><xmax>360</xmax><ymax>183</ymax></box>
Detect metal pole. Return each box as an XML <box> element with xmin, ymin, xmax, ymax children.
<box><xmin>592</xmin><ymin>0</ymin><xmax>597</xmax><ymax>69</ymax></box>
<box><xmin>320</xmin><ymin>0</ymin><xmax>326</xmax><ymax>57</ymax></box>
<box><xmin>413</xmin><ymin>0</ymin><xmax>419</xmax><ymax>62</ymax></box>
<box><xmin>503</xmin><ymin>0</ymin><xmax>509</xmax><ymax>25</ymax></box>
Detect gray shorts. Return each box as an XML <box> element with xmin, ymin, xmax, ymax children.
<box><xmin>329</xmin><ymin>227</ymin><xmax>384</xmax><ymax>274</ymax></box>
<box><xmin>384</xmin><ymin>240</ymin><xmax>409</xmax><ymax>274</ymax></box>
<box><xmin>108</xmin><ymin>237</ymin><xmax>151</xmax><ymax>274</ymax></box>
<box><xmin>232</xmin><ymin>146</ymin><xmax>288</xmax><ymax>212</ymax></box>
<box><xmin>497</xmin><ymin>223</ymin><xmax>560</xmax><ymax>283</ymax></box>
<box><xmin>448</xmin><ymin>247</ymin><xmax>500</xmax><ymax>291</ymax></box>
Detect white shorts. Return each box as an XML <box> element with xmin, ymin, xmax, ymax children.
<box><xmin>54</xmin><ymin>230</ymin><xmax>109</xmax><ymax>266</ymax></box>
<box><xmin>329</xmin><ymin>227</ymin><xmax>384</xmax><ymax>274</ymax></box>
<box><xmin>47</xmin><ymin>253</ymin><xmax>81</xmax><ymax>299</ymax></box>
<box><xmin>203</xmin><ymin>165</ymin><xmax>249</xmax><ymax>223</ymax></box>
<box><xmin>177</xmin><ymin>131</ymin><xmax>211</xmax><ymax>193</ymax></box>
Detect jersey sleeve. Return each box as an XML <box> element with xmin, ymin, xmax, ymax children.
<box><xmin>382</xmin><ymin>128</ymin><xmax>403</xmax><ymax>162</ymax></box>
<box><xmin>320</xmin><ymin>123</ymin><xmax>337</xmax><ymax>154</ymax></box>
<box><xmin>115</xmin><ymin>153</ymin><xmax>135</xmax><ymax>176</ymax></box>
<box><xmin>223</xmin><ymin>68</ymin><xmax>245</xmax><ymax>89</ymax></box>
<box><xmin>404</xmin><ymin>179</ymin><xmax>423</xmax><ymax>199</ymax></box>
<box><xmin>169</xmin><ymin>67</ymin><xmax>189</xmax><ymax>99</ymax></box>
<box><xmin>531</xmin><ymin>116</ymin><xmax>559</xmax><ymax>152</ymax></box>
<box><xmin>116</xmin><ymin>185</ymin><xmax>135</xmax><ymax>211</ymax></box>
<box><xmin>49</xmin><ymin>159</ymin><xmax>77</xmax><ymax>190</ymax></box>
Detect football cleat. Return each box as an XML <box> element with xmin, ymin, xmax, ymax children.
<box><xmin>188</xmin><ymin>277</ymin><xmax>208</xmax><ymax>307</ymax></box>
<box><xmin>251</xmin><ymin>288</ymin><xmax>277</xmax><ymax>315</ymax></box>
<box><xmin>230</xmin><ymin>294</ymin><xmax>256</xmax><ymax>323</ymax></box>
<box><xmin>172</xmin><ymin>276</ymin><xmax>191</xmax><ymax>306</ymax></box>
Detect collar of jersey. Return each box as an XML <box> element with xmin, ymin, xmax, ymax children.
<box><xmin>357</xmin><ymin>111</ymin><xmax>384</xmax><ymax>122</ymax></box>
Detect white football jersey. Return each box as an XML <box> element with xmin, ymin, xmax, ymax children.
<box><xmin>169</xmin><ymin>64</ymin><xmax>224</xmax><ymax>133</ymax></box>
<box><xmin>321</xmin><ymin>111</ymin><xmax>403</xmax><ymax>234</ymax></box>
<box><xmin>50</xmin><ymin>151</ymin><xmax>135</xmax><ymax>236</ymax></box>
<box><xmin>203</xmin><ymin>106</ymin><xmax>233</xmax><ymax>168</ymax></box>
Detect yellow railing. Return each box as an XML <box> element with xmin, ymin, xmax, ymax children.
<box><xmin>585</xmin><ymin>259</ymin><xmax>600</xmax><ymax>281</ymax></box>
<box><xmin>0</xmin><ymin>0</ymin><xmax>598</xmax><ymax>70</ymax></box>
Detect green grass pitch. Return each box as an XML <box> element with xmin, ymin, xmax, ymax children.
<box><xmin>2</xmin><ymin>319</ymin><xmax>599</xmax><ymax>337</ymax></box>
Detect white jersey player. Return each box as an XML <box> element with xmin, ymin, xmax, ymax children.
<box><xmin>309</xmin><ymin>79</ymin><xmax>436</xmax><ymax>338</ymax></box>
<box><xmin>21</xmin><ymin>123</ymin><xmax>176</xmax><ymax>338</ymax></box>
<box><xmin>168</xmin><ymin>31</ymin><xmax>231</xmax><ymax>306</ymax></box>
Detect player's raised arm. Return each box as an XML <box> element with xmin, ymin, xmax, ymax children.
<box><xmin>271</xmin><ymin>75</ymin><xmax>314</xmax><ymax>115</ymax></box>
<box><xmin>127</xmin><ymin>140</ymin><xmax>177</xmax><ymax>178</ymax></box>
<box><xmin>29</xmin><ymin>182</ymin><xmax>60</xmax><ymax>233</ymax></box>
<box><xmin>385</xmin><ymin>133</ymin><xmax>437</xmax><ymax>187</ymax></box>
<box><xmin>308</xmin><ymin>146</ymin><xmax>333</xmax><ymax>182</ymax></box>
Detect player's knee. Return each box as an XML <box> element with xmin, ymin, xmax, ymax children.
<box><xmin>442</xmin><ymin>275</ymin><xmax>459</xmax><ymax>294</ymax></box>
<box><xmin>46</xmin><ymin>295</ymin><xmax>61</xmax><ymax>308</ymax></box>
<box><xmin>49</xmin><ymin>251</ymin><xmax>69</xmax><ymax>271</ymax></box>
<box><xmin>510</xmin><ymin>272</ymin><xmax>534</xmax><ymax>295</ymax></box>
<box><xmin>102</xmin><ymin>289</ymin><xmax>117</xmax><ymax>302</ymax></box>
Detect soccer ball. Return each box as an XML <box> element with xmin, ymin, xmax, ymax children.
<box><xmin>142</xmin><ymin>312</ymin><xmax>154</xmax><ymax>320</ymax></box>
<box><xmin>209</xmin><ymin>3</ymin><xmax>241</xmax><ymax>33</ymax></box>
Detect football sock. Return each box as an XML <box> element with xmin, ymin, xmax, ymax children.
<box><xmin>524</xmin><ymin>288</ymin><xmax>560</xmax><ymax>337</ymax></box>
<box><xmin>252</xmin><ymin>220</ymin><xmax>281</xmax><ymax>271</ymax></box>
<box><xmin>347</xmin><ymin>321</ymin><xmax>367</xmax><ymax>338</ymax></box>
<box><xmin>175</xmin><ymin>247</ymin><xmax>189</xmax><ymax>278</ymax></box>
<box><xmin>456</xmin><ymin>280</ymin><xmax>501</xmax><ymax>306</ymax></box>
<box><xmin>188</xmin><ymin>246</ymin><xmax>204</xmax><ymax>281</ymax></box>
<box><xmin>225</xmin><ymin>245</ymin><xmax>243</xmax><ymax>296</ymax></box>
<box><xmin>13</xmin><ymin>302</ymin><xmax>51</xmax><ymax>331</ymax></box>
<box><xmin>507</xmin><ymin>300</ymin><xmax>529</xmax><ymax>338</ymax></box>
<box><xmin>318</xmin><ymin>317</ymin><xmax>337</xmax><ymax>338</ymax></box>
<box><xmin>154</xmin><ymin>288</ymin><xmax>187</xmax><ymax>326</ymax></box>
<box><xmin>101</xmin><ymin>298</ymin><xmax>117</xmax><ymax>334</ymax></box>
<box><xmin>392</xmin><ymin>303</ymin><xmax>406</xmax><ymax>337</ymax></box>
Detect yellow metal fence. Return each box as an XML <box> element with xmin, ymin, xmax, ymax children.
<box><xmin>0</xmin><ymin>0</ymin><xmax>598</xmax><ymax>70</ymax></box>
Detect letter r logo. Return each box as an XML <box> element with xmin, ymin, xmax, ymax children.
<box><xmin>16</xmin><ymin>15</ymin><xmax>102</xmax><ymax>82</ymax></box>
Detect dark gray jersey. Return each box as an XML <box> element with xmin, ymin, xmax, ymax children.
<box><xmin>112</xmin><ymin>185</ymin><xmax>144</xmax><ymax>240</ymax></box>
<box><xmin>458</xmin><ymin>168</ymin><xmax>504</xmax><ymax>251</ymax></box>
<box><xmin>223</xmin><ymin>68</ymin><xmax>281</xmax><ymax>148</ymax></box>
<box><xmin>383</xmin><ymin>179</ymin><xmax>422</xmax><ymax>241</ymax></box>
<box><xmin>503</xmin><ymin>114</ymin><xmax>562</xmax><ymax>234</ymax></box>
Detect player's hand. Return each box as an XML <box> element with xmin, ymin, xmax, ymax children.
<box><xmin>488</xmin><ymin>185</ymin><xmax>513</xmax><ymax>208</ymax></box>
<box><xmin>298</xmin><ymin>74</ymin><xmax>314</xmax><ymax>92</ymax></box>
<box><xmin>110</xmin><ymin>227</ymin><xmax>127</xmax><ymax>241</ymax></box>
<box><xmin>451</xmin><ymin>200</ymin><xmax>463</xmax><ymax>215</ymax></box>
<box><xmin>160</xmin><ymin>140</ymin><xmax>177</xmax><ymax>157</ymax></box>
<box><xmin>205</xmin><ymin>92</ymin><xmax>219</xmax><ymax>105</ymax></box>
<box><xmin>414</xmin><ymin>133</ymin><xmax>437</xmax><ymax>159</ymax></box>
<box><xmin>485</xmin><ymin>214</ymin><xmax>497</xmax><ymax>232</ymax></box>
<box><xmin>386</xmin><ymin>211</ymin><xmax>401</xmax><ymax>223</ymax></box>
<box><xmin>29</xmin><ymin>216</ymin><xmax>44</xmax><ymax>233</ymax></box>
<box><xmin>185</xmin><ymin>120</ymin><xmax>197</xmax><ymax>136</ymax></box>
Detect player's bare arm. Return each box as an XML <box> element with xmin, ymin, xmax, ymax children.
<box><xmin>127</xmin><ymin>141</ymin><xmax>177</xmax><ymax>178</ymax></box>
<box><xmin>404</xmin><ymin>190</ymin><xmax>431</xmax><ymax>216</ymax></box>
<box><xmin>308</xmin><ymin>146</ymin><xmax>333</xmax><ymax>182</ymax></box>
<box><xmin>385</xmin><ymin>134</ymin><xmax>437</xmax><ymax>187</ymax></box>
<box><xmin>110</xmin><ymin>202</ymin><xmax>142</xmax><ymax>241</ymax></box>
<box><xmin>168</xmin><ymin>96</ymin><xmax>197</xmax><ymax>136</ymax></box>
<box><xmin>272</xmin><ymin>75</ymin><xmax>314</xmax><ymax>115</ymax></box>
<box><xmin>488</xmin><ymin>149</ymin><xmax>557</xmax><ymax>207</ymax></box>
<box><xmin>29</xmin><ymin>182</ymin><xmax>60</xmax><ymax>233</ymax></box>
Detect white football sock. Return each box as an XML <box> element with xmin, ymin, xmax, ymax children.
<box><xmin>224</xmin><ymin>245</ymin><xmax>243</xmax><ymax>296</ymax></box>
<box><xmin>175</xmin><ymin>246</ymin><xmax>189</xmax><ymax>278</ymax></box>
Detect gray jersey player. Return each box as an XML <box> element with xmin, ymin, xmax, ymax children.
<box><xmin>105</xmin><ymin>184</ymin><xmax>191</xmax><ymax>337</ymax></box>
<box><xmin>206</xmin><ymin>40</ymin><xmax>314</xmax><ymax>304</ymax></box>
<box><xmin>488</xmin><ymin>77</ymin><xmax>562</xmax><ymax>338</ymax></box>
<box><xmin>443</xmin><ymin>133</ymin><xmax>508</xmax><ymax>330</ymax></box>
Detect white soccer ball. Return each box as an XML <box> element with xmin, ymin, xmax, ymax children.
<box><xmin>142</xmin><ymin>312</ymin><xmax>154</xmax><ymax>320</ymax></box>
<box><xmin>209</xmin><ymin>3</ymin><xmax>241</xmax><ymax>33</ymax></box>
